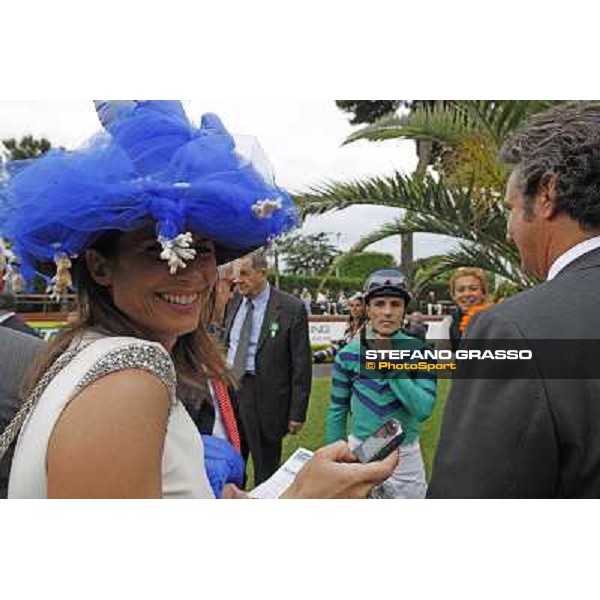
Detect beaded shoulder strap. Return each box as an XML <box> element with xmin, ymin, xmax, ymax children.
<box><xmin>74</xmin><ymin>342</ymin><xmax>177</xmax><ymax>402</ymax></box>
<box><xmin>0</xmin><ymin>340</ymin><xmax>177</xmax><ymax>461</ymax></box>
<box><xmin>0</xmin><ymin>347</ymin><xmax>80</xmax><ymax>460</ymax></box>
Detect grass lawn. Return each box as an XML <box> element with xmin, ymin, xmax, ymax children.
<box><xmin>248</xmin><ymin>376</ymin><xmax>450</xmax><ymax>484</ymax></box>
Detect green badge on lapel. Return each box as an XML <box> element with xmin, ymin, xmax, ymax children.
<box><xmin>270</xmin><ymin>321</ymin><xmax>280</xmax><ymax>338</ymax></box>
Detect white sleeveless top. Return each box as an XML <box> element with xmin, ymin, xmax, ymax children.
<box><xmin>8</xmin><ymin>333</ymin><xmax>214</xmax><ymax>499</ymax></box>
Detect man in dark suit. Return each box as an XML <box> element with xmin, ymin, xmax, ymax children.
<box><xmin>223</xmin><ymin>250</ymin><xmax>312</xmax><ymax>484</ymax></box>
<box><xmin>0</xmin><ymin>327</ymin><xmax>46</xmax><ymax>498</ymax></box>
<box><xmin>429</xmin><ymin>102</ymin><xmax>600</xmax><ymax>498</ymax></box>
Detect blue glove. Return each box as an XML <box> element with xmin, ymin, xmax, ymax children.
<box><xmin>202</xmin><ymin>435</ymin><xmax>245</xmax><ymax>498</ymax></box>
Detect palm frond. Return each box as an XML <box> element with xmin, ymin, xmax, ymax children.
<box><xmin>342</xmin><ymin>208</ymin><xmax>530</xmax><ymax>291</ymax></box>
<box><xmin>294</xmin><ymin>172</ymin><xmax>413</xmax><ymax>216</ymax></box>
<box><xmin>344</xmin><ymin>104</ymin><xmax>472</xmax><ymax>147</ymax></box>
<box><xmin>452</xmin><ymin>100</ymin><xmax>562</xmax><ymax>147</ymax></box>
<box><xmin>347</xmin><ymin>220</ymin><xmax>405</xmax><ymax>253</ymax></box>
<box><xmin>296</xmin><ymin>173</ymin><xmax>524</xmax><ymax>277</ymax></box>
<box><xmin>296</xmin><ymin>172</ymin><xmax>506</xmax><ymax>242</ymax></box>
<box><xmin>446</xmin><ymin>243</ymin><xmax>534</xmax><ymax>288</ymax></box>
<box><xmin>342</xmin><ymin>114</ymin><xmax>408</xmax><ymax>145</ymax></box>
<box><xmin>296</xmin><ymin>171</ymin><xmax>452</xmax><ymax>217</ymax></box>
<box><xmin>412</xmin><ymin>244</ymin><xmax>537</xmax><ymax>293</ymax></box>
<box><xmin>411</xmin><ymin>254</ymin><xmax>455</xmax><ymax>293</ymax></box>
<box><xmin>344</xmin><ymin>100</ymin><xmax>563</xmax><ymax>151</ymax></box>
<box><xmin>347</xmin><ymin>210</ymin><xmax>510</xmax><ymax>262</ymax></box>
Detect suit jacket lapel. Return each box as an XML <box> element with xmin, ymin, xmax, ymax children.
<box><xmin>257</xmin><ymin>288</ymin><xmax>281</xmax><ymax>354</ymax></box>
<box><xmin>224</xmin><ymin>294</ymin><xmax>243</xmax><ymax>347</ymax></box>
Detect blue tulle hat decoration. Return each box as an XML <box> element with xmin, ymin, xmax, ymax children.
<box><xmin>0</xmin><ymin>100</ymin><xmax>298</xmax><ymax>294</ymax></box>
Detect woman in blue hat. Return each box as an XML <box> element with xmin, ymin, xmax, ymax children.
<box><xmin>0</xmin><ymin>101</ymin><xmax>396</xmax><ymax>498</ymax></box>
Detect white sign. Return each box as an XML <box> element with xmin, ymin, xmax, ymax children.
<box><xmin>309</xmin><ymin>320</ymin><xmax>346</xmax><ymax>345</ymax></box>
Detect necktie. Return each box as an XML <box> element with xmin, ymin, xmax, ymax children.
<box><xmin>232</xmin><ymin>298</ymin><xmax>254</xmax><ymax>379</ymax></box>
<box><xmin>211</xmin><ymin>378</ymin><xmax>241</xmax><ymax>452</ymax></box>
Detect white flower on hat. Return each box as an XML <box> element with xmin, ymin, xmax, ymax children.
<box><xmin>158</xmin><ymin>232</ymin><xmax>197</xmax><ymax>274</ymax></box>
<box><xmin>252</xmin><ymin>198</ymin><xmax>282</xmax><ymax>219</ymax></box>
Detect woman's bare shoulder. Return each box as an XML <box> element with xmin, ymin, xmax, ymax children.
<box><xmin>47</xmin><ymin>367</ymin><xmax>171</xmax><ymax>498</ymax></box>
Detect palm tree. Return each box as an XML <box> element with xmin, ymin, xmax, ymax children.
<box><xmin>297</xmin><ymin>100</ymin><xmax>562</xmax><ymax>293</ymax></box>
<box><xmin>296</xmin><ymin>171</ymin><xmax>535</xmax><ymax>291</ymax></box>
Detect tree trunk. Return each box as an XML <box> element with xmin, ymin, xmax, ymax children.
<box><xmin>401</xmin><ymin>136</ymin><xmax>433</xmax><ymax>284</ymax></box>
<box><xmin>401</xmin><ymin>231</ymin><xmax>414</xmax><ymax>284</ymax></box>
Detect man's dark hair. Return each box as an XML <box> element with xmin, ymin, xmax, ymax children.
<box><xmin>500</xmin><ymin>102</ymin><xmax>600</xmax><ymax>229</ymax></box>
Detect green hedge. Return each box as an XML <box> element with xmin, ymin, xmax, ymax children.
<box><xmin>269</xmin><ymin>273</ymin><xmax>363</xmax><ymax>296</ymax></box>
<box><xmin>337</xmin><ymin>252</ymin><xmax>396</xmax><ymax>279</ymax></box>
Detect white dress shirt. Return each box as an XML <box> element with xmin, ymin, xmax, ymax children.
<box><xmin>546</xmin><ymin>235</ymin><xmax>600</xmax><ymax>281</ymax></box>
<box><xmin>226</xmin><ymin>283</ymin><xmax>271</xmax><ymax>374</ymax></box>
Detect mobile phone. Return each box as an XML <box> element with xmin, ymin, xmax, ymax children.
<box><xmin>353</xmin><ymin>419</ymin><xmax>404</xmax><ymax>464</ymax></box>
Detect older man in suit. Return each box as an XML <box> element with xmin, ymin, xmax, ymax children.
<box><xmin>0</xmin><ymin>327</ymin><xmax>46</xmax><ymax>498</ymax></box>
<box><xmin>429</xmin><ymin>102</ymin><xmax>600</xmax><ymax>498</ymax></box>
<box><xmin>223</xmin><ymin>250</ymin><xmax>311</xmax><ymax>485</ymax></box>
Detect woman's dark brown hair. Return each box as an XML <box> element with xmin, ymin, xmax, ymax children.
<box><xmin>24</xmin><ymin>230</ymin><xmax>232</xmax><ymax>399</ymax></box>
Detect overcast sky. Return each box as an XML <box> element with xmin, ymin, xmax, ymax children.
<box><xmin>0</xmin><ymin>100</ymin><xmax>456</xmax><ymax>261</ymax></box>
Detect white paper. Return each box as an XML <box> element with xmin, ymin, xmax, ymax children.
<box><xmin>250</xmin><ymin>447</ymin><xmax>314</xmax><ymax>499</ymax></box>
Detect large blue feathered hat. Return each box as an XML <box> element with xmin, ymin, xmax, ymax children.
<box><xmin>0</xmin><ymin>100</ymin><xmax>298</xmax><ymax>291</ymax></box>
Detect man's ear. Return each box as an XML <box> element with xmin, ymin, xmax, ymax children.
<box><xmin>400</xmin><ymin>301</ymin><xmax>407</xmax><ymax>321</ymax></box>
<box><xmin>85</xmin><ymin>249</ymin><xmax>114</xmax><ymax>286</ymax></box>
<box><xmin>538</xmin><ymin>172</ymin><xmax>559</xmax><ymax>220</ymax></box>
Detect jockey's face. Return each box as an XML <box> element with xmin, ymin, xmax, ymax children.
<box><xmin>367</xmin><ymin>295</ymin><xmax>405</xmax><ymax>338</ymax></box>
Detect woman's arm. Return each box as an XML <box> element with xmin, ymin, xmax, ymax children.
<box><xmin>47</xmin><ymin>369</ymin><xmax>171</xmax><ymax>499</ymax></box>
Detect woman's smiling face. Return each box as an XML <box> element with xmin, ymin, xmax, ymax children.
<box><xmin>86</xmin><ymin>227</ymin><xmax>217</xmax><ymax>350</ymax></box>
<box><xmin>452</xmin><ymin>275</ymin><xmax>485</xmax><ymax>310</ymax></box>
